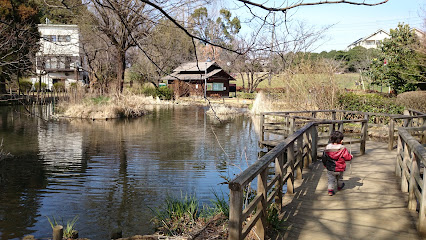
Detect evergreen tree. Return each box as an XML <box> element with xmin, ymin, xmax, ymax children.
<box><xmin>368</xmin><ymin>23</ymin><xmax>425</xmax><ymax>93</ymax></box>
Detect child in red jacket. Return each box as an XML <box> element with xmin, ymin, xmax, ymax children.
<box><xmin>324</xmin><ymin>131</ymin><xmax>353</xmax><ymax>196</ymax></box>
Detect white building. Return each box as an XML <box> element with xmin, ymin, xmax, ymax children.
<box><xmin>347</xmin><ymin>29</ymin><xmax>390</xmax><ymax>50</ymax></box>
<box><xmin>32</xmin><ymin>24</ymin><xmax>86</xmax><ymax>90</ymax></box>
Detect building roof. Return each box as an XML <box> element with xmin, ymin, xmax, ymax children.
<box><xmin>347</xmin><ymin>29</ymin><xmax>389</xmax><ymax>49</ymax></box>
<box><xmin>162</xmin><ymin>61</ymin><xmax>235</xmax><ymax>81</ymax></box>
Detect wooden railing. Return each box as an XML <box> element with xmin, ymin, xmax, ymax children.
<box><xmin>228</xmin><ymin>109</ymin><xmax>425</xmax><ymax>239</ymax></box>
<box><xmin>261</xmin><ymin>110</ymin><xmax>426</xmax><ymax>151</ymax></box>
<box><xmin>396</xmin><ymin>126</ymin><xmax>426</xmax><ymax>235</ymax></box>
<box><xmin>228</xmin><ymin>123</ymin><xmax>316</xmax><ymax>239</ymax></box>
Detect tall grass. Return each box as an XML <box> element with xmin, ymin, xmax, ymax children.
<box><xmin>57</xmin><ymin>91</ymin><xmax>172</xmax><ymax>119</ymax></box>
<box><xmin>150</xmin><ymin>192</ymin><xmax>229</xmax><ymax>236</ymax></box>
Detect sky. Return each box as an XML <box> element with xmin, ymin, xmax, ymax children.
<box><xmin>225</xmin><ymin>0</ymin><xmax>425</xmax><ymax>53</ymax></box>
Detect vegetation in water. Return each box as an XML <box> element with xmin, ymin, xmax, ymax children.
<box><xmin>46</xmin><ymin>215</ymin><xmax>79</xmax><ymax>239</ymax></box>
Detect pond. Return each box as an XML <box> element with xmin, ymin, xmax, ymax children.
<box><xmin>0</xmin><ymin>105</ymin><xmax>261</xmax><ymax>240</ymax></box>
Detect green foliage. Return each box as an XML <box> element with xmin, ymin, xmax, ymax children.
<box><xmin>368</xmin><ymin>23</ymin><xmax>425</xmax><ymax>93</ymax></box>
<box><xmin>46</xmin><ymin>215</ymin><xmax>79</xmax><ymax>239</ymax></box>
<box><xmin>338</xmin><ymin>92</ymin><xmax>404</xmax><ymax>115</ymax></box>
<box><xmin>151</xmin><ymin>192</ymin><xmax>230</xmax><ymax>236</ymax></box>
<box><xmin>266</xmin><ymin>203</ymin><xmax>286</xmax><ymax>233</ymax></box>
<box><xmin>142</xmin><ymin>87</ymin><xmax>157</xmax><ymax>98</ymax></box>
<box><xmin>19</xmin><ymin>80</ymin><xmax>33</xmax><ymax>93</ymax></box>
<box><xmin>33</xmin><ymin>82</ymin><xmax>47</xmax><ymax>91</ymax></box>
<box><xmin>142</xmin><ymin>86</ymin><xmax>173</xmax><ymax>100</ymax></box>
<box><xmin>190</xmin><ymin>7</ymin><xmax>240</xmax><ymax>44</ymax></box>
<box><xmin>237</xmin><ymin>92</ymin><xmax>257</xmax><ymax>99</ymax></box>
<box><xmin>88</xmin><ymin>96</ymin><xmax>110</xmax><ymax>105</ymax></box>
<box><xmin>156</xmin><ymin>86</ymin><xmax>173</xmax><ymax>100</ymax></box>
<box><xmin>69</xmin><ymin>82</ymin><xmax>77</xmax><ymax>89</ymax></box>
<box><xmin>53</xmin><ymin>82</ymin><xmax>65</xmax><ymax>92</ymax></box>
<box><xmin>150</xmin><ymin>193</ymin><xmax>199</xmax><ymax>235</ymax></box>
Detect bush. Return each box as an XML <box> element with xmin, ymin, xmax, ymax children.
<box><xmin>338</xmin><ymin>92</ymin><xmax>404</xmax><ymax>115</ymax></box>
<box><xmin>237</xmin><ymin>92</ymin><xmax>257</xmax><ymax>99</ymax></box>
<box><xmin>33</xmin><ymin>82</ymin><xmax>47</xmax><ymax>91</ymax></box>
<box><xmin>19</xmin><ymin>80</ymin><xmax>33</xmax><ymax>93</ymax></box>
<box><xmin>142</xmin><ymin>87</ymin><xmax>157</xmax><ymax>98</ymax></box>
<box><xmin>396</xmin><ymin>91</ymin><xmax>426</xmax><ymax>113</ymax></box>
<box><xmin>53</xmin><ymin>82</ymin><xmax>65</xmax><ymax>92</ymax></box>
<box><xmin>142</xmin><ymin>86</ymin><xmax>173</xmax><ymax>100</ymax></box>
<box><xmin>156</xmin><ymin>86</ymin><xmax>173</xmax><ymax>100</ymax></box>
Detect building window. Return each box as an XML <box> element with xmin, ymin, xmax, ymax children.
<box><xmin>50</xmin><ymin>57</ymin><xmax>57</xmax><ymax>69</ymax></box>
<box><xmin>58</xmin><ymin>35</ymin><xmax>71</xmax><ymax>42</ymax></box>
<box><xmin>43</xmin><ymin>35</ymin><xmax>57</xmax><ymax>42</ymax></box>
<box><xmin>212</xmin><ymin>82</ymin><xmax>224</xmax><ymax>91</ymax></box>
<box><xmin>58</xmin><ymin>56</ymin><xmax>66</xmax><ymax>69</ymax></box>
<box><xmin>366</xmin><ymin>40</ymin><xmax>375</xmax><ymax>45</ymax></box>
<box><xmin>206</xmin><ymin>83</ymin><xmax>213</xmax><ymax>91</ymax></box>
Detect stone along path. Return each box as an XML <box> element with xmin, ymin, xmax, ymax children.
<box><xmin>279</xmin><ymin>141</ymin><xmax>421</xmax><ymax>240</ymax></box>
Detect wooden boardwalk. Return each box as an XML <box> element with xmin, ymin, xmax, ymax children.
<box><xmin>279</xmin><ymin>141</ymin><xmax>421</xmax><ymax>240</ymax></box>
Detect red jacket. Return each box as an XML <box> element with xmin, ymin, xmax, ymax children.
<box><xmin>325</xmin><ymin>145</ymin><xmax>353</xmax><ymax>172</ymax></box>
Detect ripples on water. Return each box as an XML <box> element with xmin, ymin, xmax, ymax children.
<box><xmin>0</xmin><ymin>105</ymin><xmax>261</xmax><ymax>239</ymax></box>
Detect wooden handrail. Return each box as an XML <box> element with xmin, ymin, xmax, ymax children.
<box><xmin>228</xmin><ymin>122</ymin><xmax>316</xmax><ymax>239</ymax></box>
<box><xmin>396</xmin><ymin>127</ymin><xmax>426</xmax><ymax>235</ymax></box>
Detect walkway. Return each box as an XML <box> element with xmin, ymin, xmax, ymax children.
<box><xmin>279</xmin><ymin>141</ymin><xmax>421</xmax><ymax>240</ymax></box>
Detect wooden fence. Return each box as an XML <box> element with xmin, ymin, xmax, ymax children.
<box><xmin>228</xmin><ymin>109</ymin><xmax>425</xmax><ymax>240</ymax></box>
<box><xmin>261</xmin><ymin>110</ymin><xmax>426</xmax><ymax>151</ymax></box>
<box><xmin>396</xmin><ymin>126</ymin><xmax>426</xmax><ymax>235</ymax></box>
<box><xmin>228</xmin><ymin>123</ymin><xmax>316</xmax><ymax>239</ymax></box>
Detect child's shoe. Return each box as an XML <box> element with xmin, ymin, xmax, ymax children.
<box><xmin>328</xmin><ymin>189</ymin><xmax>335</xmax><ymax>196</ymax></box>
<box><xmin>338</xmin><ymin>183</ymin><xmax>345</xmax><ymax>191</ymax></box>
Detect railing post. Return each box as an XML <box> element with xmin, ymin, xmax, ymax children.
<box><xmin>401</xmin><ymin>141</ymin><xmax>410</xmax><ymax>192</ymax></box>
<box><xmin>228</xmin><ymin>189</ymin><xmax>243</xmax><ymax>240</ymax></box>
<box><xmin>255</xmin><ymin>169</ymin><xmax>268</xmax><ymax>240</ymax></box>
<box><xmin>287</xmin><ymin>143</ymin><xmax>295</xmax><ymax>194</ymax></box>
<box><xmin>275</xmin><ymin>153</ymin><xmax>284</xmax><ymax>212</ymax></box>
<box><xmin>260</xmin><ymin>113</ymin><xmax>265</xmax><ymax>142</ymax></box>
<box><xmin>409</xmin><ymin>154</ymin><xmax>419</xmax><ymax>211</ymax></box>
<box><xmin>304</xmin><ymin>131</ymin><xmax>311</xmax><ymax>167</ymax></box>
<box><xmin>311</xmin><ymin>125</ymin><xmax>318</xmax><ymax>161</ymax></box>
<box><xmin>389</xmin><ymin>118</ymin><xmax>395</xmax><ymax>150</ymax></box>
<box><xmin>53</xmin><ymin>225</ymin><xmax>63</xmax><ymax>240</ymax></box>
<box><xmin>419</xmin><ymin>164</ymin><xmax>426</xmax><ymax>235</ymax></box>
<box><xmin>360</xmin><ymin>120</ymin><xmax>367</xmax><ymax>155</ymax></box>
<box><xmin>396</xmin><ymin>135</ymin><xmax>403</xmax><ymax>177</ymax></box>
<box><xmin>296</xmin><ymin>136</ymin><xmax>303</xmax><ymax>180</ymax></box>
<box><xmin>289</xmin><ymin>117</ymin><xmax>295</xmax><ymax>134</ymax></box>
<box><xmin>338</xmin><ymin>122</ymin><xmax>343</xmax><ymax>133</ymax></box>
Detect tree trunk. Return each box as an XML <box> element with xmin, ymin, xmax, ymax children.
<box><xmin>117</xmin><ymin>50</ymin><xmax>126</xmax><ymax>93</ymax></box>
<box><xmin>0</xmin><ymin>78</ymin><xmax>6</xmax><ymax>94</ymax></box>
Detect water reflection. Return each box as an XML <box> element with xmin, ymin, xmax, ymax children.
<box><xmin>0</xmin><ymin>105</ymin><xmax>260</xmax><ymax>239</ymax></box>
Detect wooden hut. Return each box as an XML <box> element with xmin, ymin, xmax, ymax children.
<box><xmin>162</xmin><ymin>61</ymin><xmax>235</xmax><ymax>98</ymax></box>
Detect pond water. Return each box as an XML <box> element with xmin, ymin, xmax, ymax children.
<box><xmin>0</xmin><ymin>105</ymin><xmax>261</xmax><ymax>240</ymax></box>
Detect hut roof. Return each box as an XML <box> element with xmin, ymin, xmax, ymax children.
<box><xmin>162</xmin><ymin>61</ymin><xmax>235</xmax><ymax>81</ymax></box>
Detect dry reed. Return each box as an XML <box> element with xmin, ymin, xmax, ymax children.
<box><xmin>57</xmin><ymin>92</ymin><xmax>173</xmax><ymax>119</ymax></box>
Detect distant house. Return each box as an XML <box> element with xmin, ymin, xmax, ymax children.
<box><xmin>347</xmin><ymin>29</ymin><xmax>390</xmax><ymax>50</ymax></box>
<box><xmin>31</xmin><ymin>24</ymin><xmax>87</xmax><ymax>90</ymax></box>
<box><xmin>162</xmin><ymin>61</ymin><xmax>235</xmax><ymax>98</ymax></box>
<box><xmin>347</xmin><ymin>28</ymin><xmax>425</xmax><ymax>50</ymax></box>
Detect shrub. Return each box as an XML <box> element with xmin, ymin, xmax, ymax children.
<box><xmin>237</xmin><ymin>92</ymin><xmax>256</xmax><ymax>99</ymax></box>
<box><xmin>69</xmin><ymin>82</ymin><xmax>77</xmax><ymax>89</ymax></box>
<box><xmin>53</xmin><ymin>82</ymin><xmax>65</xmax><ymax>92</ymax></box>
<box><xmin>19</xmin><ymin>80</ymin><xmax>33</xmax><ymax>93</ymax></box>
<box><xmin>338</xmin><ymin>92</ymin><xmax>404</xmax><ymax>115</ymax></box>
<box><xmin>142</xmin><ymin>87</ymin><xmax>157</xmax><ymax>98</ymax></box>
<box><xmin>156</xmin><ymin>86</ymin><xmax>173</xmax><ymax>100</ymax></box>
<box><xmin>33</xmin><ymin>82</ymin><xmax>47</xmax><ymax>91</ymax></box>
<box><xmin>396</xmin><ymin>91</ymin><xmax>426</xmax><ymax>113</ymax></box>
